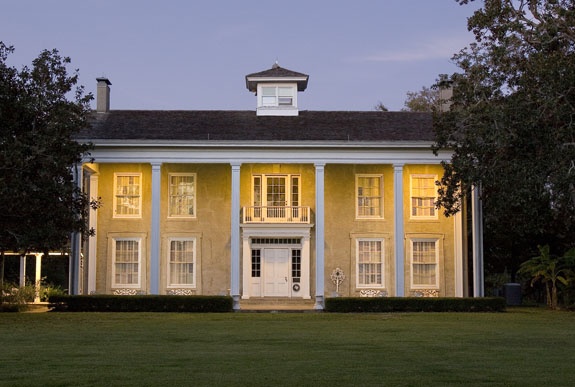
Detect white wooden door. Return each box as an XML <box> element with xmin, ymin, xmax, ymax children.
<box><xmin>263</xmin><ymin>248</ymin><xmax>289</xmax><ymax>296</ymax></box>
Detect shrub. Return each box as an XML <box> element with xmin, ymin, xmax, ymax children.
<box><xmin>1</xmin><ymin>283</ymin><xmax>31</xmax><ymax>312</ymax></box>
<box><xmin>325</xmin><ymin>297</ymin><xmax>506</xmax><ymax>313</ymax></box>
<box><xmin>49</xmin><ymin>295</ymin><xmax>233</xmax><ymax>312</ymax></box>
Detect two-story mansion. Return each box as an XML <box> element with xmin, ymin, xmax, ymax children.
<box><xmin>72</xmin><ymin>64</ymin><xmax>483</xmax><ymax>310</ymax></box>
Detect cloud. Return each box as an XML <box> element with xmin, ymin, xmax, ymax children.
<box><xmin>356</xmin><ymin>36</ymin><xmax>471</xmax><ymax>63</ymax></box>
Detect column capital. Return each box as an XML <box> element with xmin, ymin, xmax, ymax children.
<box><xmin>393</xmin><ymin>163</ymin><xmax>404</xmax><ymax>171</ymax></box>
<box><xmin>151</xmin><ymin>162</ymin><xmax>162</xmax><ymax>170</ymax></box>
<box><xmin>314</xmin><ymin>162</ymin><xmax>326</xmax><ymax>169</ymax></box>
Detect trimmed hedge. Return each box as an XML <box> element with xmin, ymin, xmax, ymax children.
<box><xmin>49</xmin><ymin>295</ymin><xmax>233</xmax><ymax>313</ymax></box>
<box><xmin>325</xmin><ymin>297</ymin><xmax>506</xmax><ymax>313</ymax></box>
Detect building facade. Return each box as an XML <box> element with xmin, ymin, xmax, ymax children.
<box><xmin>73</xmin><ymin>65</ymin><xmax>475</xmax><ymax>309</ymax></box>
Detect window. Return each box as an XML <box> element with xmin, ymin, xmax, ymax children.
<box><xmin>168</xmin><ymin>173</ymin><xmax>196</xmax><ymax>217</ymax></box>
<box><xmin>251</xmin><ymin>249</ymin><xmax>261</xmax><ymax>278</ymax></box>
<box><xmin>356</xmin><ymin>175</ymin><xmax>383</xmax><ymax>218</ymax></box>
<box><xmin>411</xmin><ymin>240</ymin><xmax>438</xmax><ymax>288</ymax></box>
<box><xmin>252</xmin><ymin>174</ymin><xmax>300</xmax><ymax>208</ymax></box>
<box><xmin>357</xmin><ymin>239</ymin><xmax>384</xmax><ymax>288</ymax></box>
<box><xmin>292</xmin><ymin>249</ymin><xmax>301</xmax><ymax>281</ymax></box>
<box><xmin>260</xmin><ymin>86</ymin><xmax>295</xmax><ymax>107</ymax></box>
<box><xmin>168</xmin><ymin>238</ymin><xmax>195</xmax><ymax>287</ymax></box>
<box><xmin>112</xmin><ymin>239</ymin><xmax>141</xmax><ymax>287</ymax></box>
<box><xmin>114</xmin><ymin>173</ymin><xmax>141</xmax><ymax>217</ymax></box>
<box><xmin>411</xmin><ymin>175</ymin><xmax>437</xmax><ymax>218</ymax></box>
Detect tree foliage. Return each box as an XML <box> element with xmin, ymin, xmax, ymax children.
<box><xmin>433</xmin><ymin>0</ymin><xmax>575</xmax><ymax>272</ymax></box>
<box><xmin>0</xmin><ymin>42</ymin><xmax>94</xmax><ymax>255</ymax></box>
<box><xmin>374</xmin><ymin>101</ymin><xmax>389</xmax><ymax>111</ymax></box>
<box><xmin>518</xmin><ymin>245</ymin><xmax>575</xmax><ymax>309</ymax></box>
<box><xmin>402</xmin><ymin>86</ymin><xmax>440</xmax><ymax>112</ymax></box>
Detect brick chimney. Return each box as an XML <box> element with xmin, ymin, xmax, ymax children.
<box><xmin>96</xmin><ymin>77</ymin><xmax>111</xmax><ymax>113</ymax></box>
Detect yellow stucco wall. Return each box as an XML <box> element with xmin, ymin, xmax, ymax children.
<box><xmin>94</xmin><ymin>163</ymin><xmax>231</xmax><ymax>295</ymax></box>
<box><xmin>161</xmin><ymin>164</ymin><xmax>231</xmax><ymax>295</ymax></box>
<box><xmin>324</xmin><ymin>164</ymin><xmax>457</xmax><ymax>297</ymax></box>
<box><xmin>91</xmin><ymin>162</ymin><xmax>458</xmax><ymax>297</ymax></box>
<box><xmin>324</xmin><ymin>164</ymin><xmax>395</xmax><ymax>297</ymax></box>
<box><xmin>403</xmin><ymin>164</ymin><xmax>456</xmax><ymax>297</ymax></box>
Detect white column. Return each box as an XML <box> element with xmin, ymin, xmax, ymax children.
<box><xmin>301</xmin><ymin>235</ymin><xmax>311</xmax><ymax>299</ymax></box>
<box><xmin>150</xmin><ymin>162</ymin><xmax>162</xmax><ymax>294</ymax></box>
<box><xmin>231</xmin><ymin>163</ymin><xmax>241</xmax><ymax>310</ymax></box>
<box><xmin>34</xmin><ymin>253</ymin><xmax>42</xmax><ymax>303</ymax></box>
<box><xmin>454</xmin><ymin>210</ymin><xmax>464</xmax><ymax>297</ymax></box>
<box><xmin>393</xmin><ymin>164</ymin><xmax>405</xmax><ymax>297</ymax></box>
<box><xmin>314</xmin><ymin>163</ymin><xmax>325</xmax><ymax>310</ymax></box>
<box><xmin>472</xmin><ymin>184</ymin><xmax>484</xmax><ymax>297</ymax></box>
<box><xmin>87</xmin><ymin>173</ymin><xmax>99</xmax><ymax>295</ymax></box>
<box><xmin>241</xmin><ymin>236</ymin><xmax>251</xmax><ymax>299</ymax></box>
<box><xmin>69</xmin><ymin>164</ymin><xmax>83</xmax><ymax>294</ymax></box>
<box><xmin>19</xmin><ymin>255</ymin><xmax>26</xmax><ymax>288</ymax></box>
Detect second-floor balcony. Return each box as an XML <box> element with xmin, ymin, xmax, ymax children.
<box><xmin>242</xmin><ymin>206</ymin><xmax>311</xmax><ymax>224</ymax></box>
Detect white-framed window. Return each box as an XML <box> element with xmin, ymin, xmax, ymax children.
<box><xmin>168</xmin><ymin>173</ymin><xmax>196</xmax><ymax>218</ymax></box>
<box><xmin>261</xmin><ymin>85</ymin><xmax>295</xmax><ymax>107</ymax></box>
<box><xmin>356</xmin><ymin>239</ymin><xmax>384</xmax><ymax>288</ymax></box>
<box><xmin>167</xmin><ymin>238</ymin><xmax>196</xmax><ymax>287</ymax></box>
<box><xmin>113</xmin><ymin>173</ymin><xmax>142</xmax><ymax>218</ymax></box>
<box><xmin>252</xmin><ymin>174</ymin><xmax>300</xmax><ymax>207</ymax></box>
<box><xmin>250</xmin><ymin>174</ymin><xmax>302</xmax><ymax>221</ymax></box>
<box><xmin>112</xmin><ymin>238</ymin><xmax>141</xmax><ymax>287</ymax></box>
<box><xmin>410</xmin><ymin>175</ymin><xmax>437</xmax><ymax>219</ymax></box>
<box><xmin>410</xmin><ymin>239</ymin><xmax>439</xmax><ymax>288</ymax></box>
<box><xmin>356</xmin><ymin>174</ymin><xmax>383</xmax><ymax>218</ymax></box>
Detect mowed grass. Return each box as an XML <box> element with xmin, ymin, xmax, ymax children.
<box><xmin>1</xmin><ymin>308</ymin><xmax>574</xmax><ymax>386</ymax></box>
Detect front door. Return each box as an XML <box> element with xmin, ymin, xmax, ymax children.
<box><xmin>263</xmin><ymin>248</ymin><xmax>289</xmax><ymax>296</ymax></box>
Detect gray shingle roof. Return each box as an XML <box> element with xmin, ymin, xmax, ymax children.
<box><xmin>245</xmin><ymin>66</ymin><xmax>309</xmax><ymax>79</ymax></box>
<box><xmin>245</xmin><ymin>65</ymin><xmax>309</xmax><ymax>92</ymax></box>
<box><xmin>79</xmin><ymin>110</ymin><xmax>433</xmax><ymax>142</ymax></box>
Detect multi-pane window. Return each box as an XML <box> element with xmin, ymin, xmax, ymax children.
<box><xmin>267</xmin><ymin>176</ymin><xmax>286</xmax><ymax>207</ymax></box>
<box><xmin>292</xmin><ymin>249</ymin><xmax>301</xmax><ymax>281</ymax></box>
<box><xmin>411</xmin><ymin>240</ymin><xmax>438</xmax><ymax>287</ymax></box>
<box><xmin>113</xmin><ymin>239</ymin><xmax>140</xmax><ymax>287</ymax></box>
<box><xmin>168</xmin><ymin>239</ymin><xmax>195</xmax><ymax>287</ymax></box>
<box><xmin>357</xmin><ymin>239</ymin><xmax>384</xmax><ymax>287</ymax></box>
<box><xmin>114</xmin><ymin>174</ymin><xmax>141</xmax><ymax>217</ymax></box>
<box><xmin>411</xmin><ymin>175</ymin><xmax>437</xmax><ymax>218</ymax></box>
<box><xmin>252</xmin><ymin>175</ymin><xmax>301</xmax><ymax>207</ymax></box>
<box><xmin>251</xmin><ymin>249</ymin><xmax>261</xmax><ymax>278</ymax></box>
<box><xmin>357</xmin><ymin>175</ymin><xmax>383</xmax><ymax>218</ymax></box>
<box><xmin>261</xmin><ymin>86</ymin><xmax>294</xmax><ymax>107</ymax></box>
<box><xmin>169</xmin><ymin>174</ymin><xmax>196</xmax><ymax>217</ymax></box>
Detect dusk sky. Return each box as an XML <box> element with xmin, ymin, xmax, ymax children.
<box><xmin>1</xmin><ymin>0</ymin><xmax>481</xmax><ymax>112</ymax></box>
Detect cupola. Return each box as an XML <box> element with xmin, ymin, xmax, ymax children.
<box><xmin>245</xmin><ymin>62</ymin><xmax>309</xmax><ymax>116</ymax></box>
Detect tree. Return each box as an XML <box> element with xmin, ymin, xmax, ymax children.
<box><xmin>518</xmin><ymin>245</ymin><xmax>575</xmax><ymax>309</ymax></box>
<box><xmin>374</xmin><ymin>101</ymin><xmax>389</xmax><ymax>111</ymax></box>
<box><xmin>433</xmin><ymin>1</ymin><xmax>575</xmax><ymax>275</ymax></box>
<box><xmin>401</xmin><ymin>86</ymin><xmax>440</xmax><ymax>112</ymax></box>
<box><xmin>0</xmin><ymin>43</ymin><xmax>94</xmax><ymax>267</ymax></box>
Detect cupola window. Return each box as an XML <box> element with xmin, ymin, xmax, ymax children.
<box><xmin>245</xmin><ymin>63</ymin><xmax>309</xmax><ymax>116</ymax></box>
<box><xmin>261</xmin><ymin>86</ymin><xmax>295</xmax><ymax>107</ymax></box>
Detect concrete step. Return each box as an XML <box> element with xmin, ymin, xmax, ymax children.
<box><xmin>238</xmin><ymin>297</ymin><xmax>318</xmax><ymax>312</ymax></box>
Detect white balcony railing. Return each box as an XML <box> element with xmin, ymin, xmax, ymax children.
<box><xmin>242</xmin><ymin>206</ymin><xmax>311</xmax><ymax>224</ymax></box>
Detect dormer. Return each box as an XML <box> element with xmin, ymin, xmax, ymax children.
<box><xmin>245</xmin><ymin>63</ymin><xmax>309</xmax><ymax>116</ymax></box>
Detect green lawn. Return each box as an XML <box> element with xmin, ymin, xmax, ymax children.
<box><xmin>0</xmin><ymin>308</ymin><xmax>573</xmax><ymax>386</ymax></box>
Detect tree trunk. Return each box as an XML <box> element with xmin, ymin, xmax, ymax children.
<box><xmin>551</xmin><ymin>282</ymin><xmax>558</xmax><ymax>310</ymax></box>
<box><xmin>0</xmin><ymin>251</ymin><xmax>5</xmax><ymax>304</ymax></box>
<box><xmin>546</xmin><ymin>283</ymin><xmax>552</xmax><ymax>308</ymax></box>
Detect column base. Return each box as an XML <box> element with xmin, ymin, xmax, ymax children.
<box><xmin>313</xmin><ymin>295</ymin><xmax>324</xmax><ymax>310</ymax></box>
<box><xmin>232</xmin><ymin>295</ymin><xmax>241</xmax><ymax>310</ymax></box>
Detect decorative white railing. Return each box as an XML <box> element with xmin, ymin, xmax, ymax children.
<box><xmin>242</xmin><ymin>206</ymin><xmax>311</xmax><ymax>224</ymax></box>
